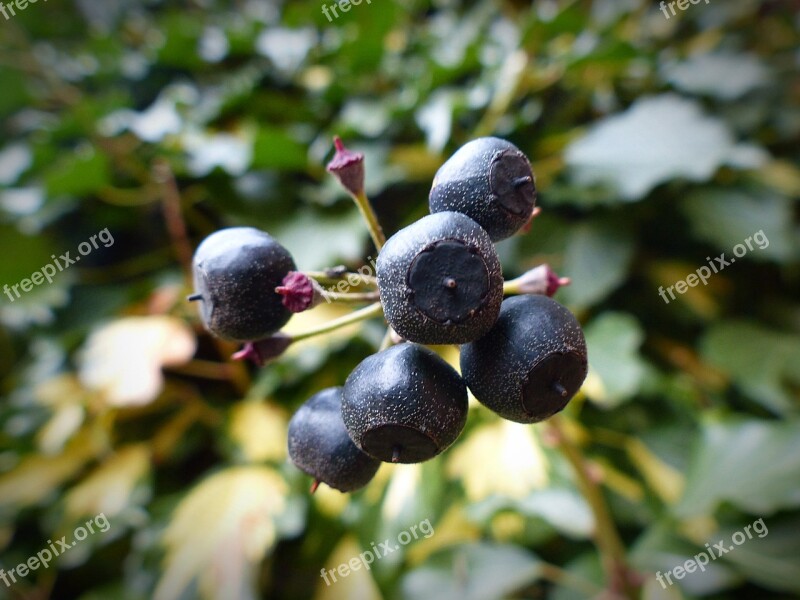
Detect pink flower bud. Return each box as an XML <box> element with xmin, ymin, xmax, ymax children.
<box><xmin>276</xmin><ymin>271</ymin><xmax>323</xmax><ymax>313</ymax></box>
<box><xmin>232</xmin><ymin>334</ymin><xmax>293</xmax><ymax>367</ymax></box>
<box><xmin>509</xmin><ymin>264</ymin><xmax>571</xmax><ymax>297</ymax></box>
<box><xmin>326</xmin><ymin>136</ymin><xmax>365</xmax><ymax>197</ymax></box>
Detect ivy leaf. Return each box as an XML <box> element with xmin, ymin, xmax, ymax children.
<box><xmin>583</xmin><ymin>312</ymin><xmax>647</xmax><ymax>407</ymax></box>
<box><xmin>154</xmin><ymin>466</ymin><xmax>287</xmax><ymax>600</ymax></box>
<box><xmin>43</xmin><ymin>146</ymin><xmax>111</xmax><ymax>197</ymax></box>
<box><xmin>681</xmin><ymin>189</ymin><xmax>797</xmax><ymax>262</ymax></box>
<box><xmin>400</xmin><ymin>543</ymin><xmax>542</xmax><ymax>600</ymax></box>
<box><xmin>564</xmin><ymin>94</ymin><xmax>767</xmax><ymax>200</ymax></box>
<box><xmin>718</xmin><ymin>516</ymin><xmax>800</xmax><ymax>594</ymax></box>
<box><xmin>675</xmin><ymin>418</ymin><xmax>800</xmax><ymax>518</ymax></box>
<box><xmin>558</xmin><ymin>221</ymin><xmax>634</xmax><ymax>309</ymax></box>
<box><xmin>661</xmin><ymin>52</ymin><xmax>770</xmax><ymax>100</ymax></box>
<box><xmin>701</xmin><ymin>322</ymin><xmax>800</xmax><ymax>415</ymax></box>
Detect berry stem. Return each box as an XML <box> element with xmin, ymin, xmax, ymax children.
<box><xmin>379</xmin><ymin>328</ymin><xmax>395</xmax><ymax>350</ymax></box>
<box><xmin>548</xmin><ymin>416</ymin><xmax>638</xmax><ymax>599</ymax></box>
<box><xmin>353</xmin><ymin>189</ymin><xmax>386</xmax><ymax>251</ymax></box>
<box><xmin>303</xmin><ymin>271</ymin><xmax>378</xmax><ymax>287</ymax></box>
<box><xmin>291</xmin><ymin>302</ymin><xmax>384</xmax><ymax>343</ymax></box>
<box><xmin>321</xmin><ymin>290</ymin><xmax>381</xmax><ymax>303</ymax></box>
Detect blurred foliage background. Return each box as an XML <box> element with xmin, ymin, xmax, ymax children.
<box><xmin>1</xmin><ymin>0</ymin><xmax>799</xmax><ymax>599</ymax></box>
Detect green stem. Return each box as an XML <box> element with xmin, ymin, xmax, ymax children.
<box><xmin>352</xmin><ymin>190</ymin><xmax>386</xmax><ymax>251</ymax></box>
<box><xmin>322</xmin><ymin>291</ymin><xmax>381</xmax><ymax>303</ymax></box>
<box><xmin>548</xmin><ymin>416</ymin><xmax>638</xmax><ymax>600</ymax></box>
<box><xmin>303</xmin><ymin>271</ymin><xmax>378</xmax><ymax>287</ymax></box>
<box><xmin>291</xmin><ymin>302</ymin><xmax>384</xmax><ymax>342</ymax></box>
<box><xmin>538</xmin><ymin>562</ymin><xmax>603</xmax><ymax>597</ymax></box>
<box><xmin>379</xmin><ymin>327</ymin><xmax>395</xmax><ymax>350</ymax></box>
<box><xmin>503</xmin><ymin>280</ymin><xmax>523</xmax><ymax>295</ymax></box>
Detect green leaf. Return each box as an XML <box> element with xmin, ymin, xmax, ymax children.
<box><xmin>681</xmin><ymin>189</ymin><xmax>797</xmax><ymax>262</ymax></box>
<box><xmin>718</xmin><ymin>516</ymin><xmax>800</xmax><ymax>594</ymax></box>
<box><xmin>564</xmin><ymin>94</ymin><xmax>767</xmax><ymax>201</ymax></box>
<box><xmin>400</xmin><ymin>543</ymin><xmax>541</xmax><ymax>600</ymax></box>
<box><xmin>661</xmin><ymin>52</ymin><xmax>771</xmax><ymax>100</ymax></box>
<box><xmin>675</xmin><ymin>418</ymin><xmax>800</xmax><ymax>518</ymax></box>
<box><xmin>274</xmin><ymin>209</ymin><xmax>368</xmax><ymax>270</ymax></box>
<box><xmin>701</xmin><ymin>322</ymin><xmax>800</xmax><ymax>415</ymax></box>
<box><xmin>583</xmin><ymin>312</ymin><xmax>647</xmax><ymax>407</ymax></box>
<box><xmin>558</xmin><ymin>222</ymin><xmax>634</xmax><ymax>309</ymax></box>
<box><xmin>515</xmin><ymin>489</ymin><xmax>594</xmax><ymax>538</ymax></box>
<box><xmin>252</xmin><ymin>126</ymin><xmax>308</xmax><ymax>170</ymax></box>
<box><xmin>630</xmin><ymin>522</ymin><xmax>740</xmax><ymax>596</ymax></box>
<box><xmin>43</xmin><ymin>147</ymin><xmax>111</xmax><ymax>197</ymax></box>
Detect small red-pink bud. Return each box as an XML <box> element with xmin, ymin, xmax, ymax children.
<box><xmin>326</xmin><ymin>136</ymin><xmax>365</xmax><ymax>197</ymax></box>
<box><xmin>232</xmin><ymin>334</ymin><xmax>293</xmax><ymax>367</ymax></box>
<box><xmin>276</xmin><ymin>271</ymin><xmax>323</xmax><ymax>313</ymax></box>
<box><xmin>508</xmin><ymin>264</ymin><xmax>571</xmax><ymax>297</ymax></box>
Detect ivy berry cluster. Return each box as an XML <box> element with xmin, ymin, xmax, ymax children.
<box><xmin>189</xmin><ymin>137</ymin><xmax>587</xmax><ymax>493</ymax></box>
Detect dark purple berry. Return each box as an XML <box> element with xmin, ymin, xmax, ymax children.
<box><xmin>377</xmin><ymin>212</ymin><xmax>503</xmax><ymax>345</ymax></box>
<box><xmin>429</xmin><ymin>137</ymin><xmax>536</xmax><ymax>241</ymax></box>
<box><xmin>191</xmin><ymin>227</ymin><xmax>296</xmax><ymax>341</ymax></box>
<box><xmin>342</xmin><ymin>344</ymin><xmax>468</xmax><ymax>464</ymax></box>
<box><xmin>460</xmin><ymin>295</ymin><xmax>587</xmax><ymax>424</ymax></box>
<box><xmin>288</xmin><ymin>387</ymin><xmax>380</xmax><ymax>493</ymax></box>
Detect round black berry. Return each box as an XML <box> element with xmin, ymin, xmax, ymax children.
<box><xmin>460</xmin><ymin>295</ymin><xmax>587</xmax><ymax>424</ymax></box>
<box><xmin>288</xmin><ymin>387</ymin><xmax>380</xmax><ymax>493</ymax></box>
<box><xmin>377</xmin><ymin>212</ymin><xmax>503</xmax><ymax>345</ymax></box>
<box><xmin>342</xmin><ymin>344</ymin><xmax>468</xmax><ymax>464</ymax></box>
<box><xmin>429</xmin><ymin>137</ymin><xmax>536</xmax><ymax>241</ymax></box>
<box><xmin>191</xmin><ymin>227</ymin><xmax>296</xmax><ymax>341</ymax></box>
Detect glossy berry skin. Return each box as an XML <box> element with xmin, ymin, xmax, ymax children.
<box><xmin>342</xmin><ymin>344</ymin><xmax>468</xmax><ymax>464</ymax></box>
<box><xmin>460</xmin><ymin>295</ymin><xmax>587</xmax><ymax>424</ymax></box>
<box><xmin>377</xmin><ymin>212</ymin><xmax>503</xmax><ymax>345</ymax></box>
<box><xmin>288</xmin><ymin>387</ymin><xmax>380</xmax><ymax>493</ymax></box>
<box><xmin>429</xmin><ymin>137</ymin><xmax>536</xmax><ymax>241</ymax></box>
<box><xmin>192</xmin><ymin>227</ymin><xmax>296</xmax><ymax>342</ymax></box>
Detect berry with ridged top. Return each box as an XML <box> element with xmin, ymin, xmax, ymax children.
<box><xmin>429</xmin><ymin>137</ymin><xmax>536</xmax><ymax>241</ymax></box>
<box><xmin>460</xmin><ymin>295</ymin><xmax>587</xmax><ymax>424</ymax></box>
<box><xmin>191</xmin><ymin>227</ymin><xmax>295</xmax><ymax>341</ymax></box>
<box><xmin>342</xmin><ymin>343</ymin><xmax>468</xmax><ymax>464</ymax></box>
<box><xmin>377</xmin><ymin>212</ymin><xmax>503</xmax><ymax>345</ymax></box>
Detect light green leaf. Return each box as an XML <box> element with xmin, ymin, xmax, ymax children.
<box><xmin>681</xmin><ymin>190</ymin><xmax>797</xmax><ymax>262</ymax></box>
<box><xmin>719</xmin><ymin>516</ymin><xmax>800</xmax><ymax>594</ymax></box>
<box><xmin>661</xmin><ymin>52</ymin><xmax>770</xmax><ymax>100</ymax></box>
<box><xmin>583</xmin><ymin>313</ymin><xmax>647</xmax><ymax>407</ymax></box>
<box><xmin>400</xmin><ymin>543</ymin><xmax>541</xmax><ymax>600</ymax></box>
<box><xmin>154</xmin><ymin>466</ymin><xmax>287</xmax><ymax>600</ymax></box>
<box><xmin>558</xmin><ymin>222</ymin><xmax>634</xmax><ymax>309</ymax></box>
<box><xmin>275</xmin><ymin>209</ymin><xmax>368</xmax><ymax>270</ymax></box>
<box><xmin>701</xmin><ymin>322</ymin><xmax>800</xmax><ymax>415</ymax></box>
<box><xmin>675</xmin><ymin>418</ymin><xmax>800</xmax><ymax>518</ymax></box>
<box><xmin>565</xmin><ymin>94</ymin><xmax>767</xmax><ymax>200</ymax></box>
<box><xmin>631</xmin><ymin>522</ymin><xmax>740</xmax><ymax>597</ymax></box>
<box><xmin>516</xmin><ymin>489</ymin><xmax>594</xmax><ymax>539</ymax></box>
